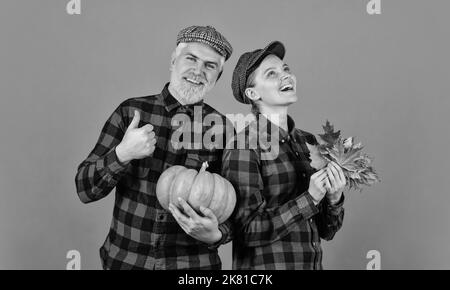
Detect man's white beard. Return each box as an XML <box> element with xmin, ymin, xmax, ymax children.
<box><xmin>173</xmin><ymin>78</ymin><xmax>212</xmax><ymax>105</ymax></box>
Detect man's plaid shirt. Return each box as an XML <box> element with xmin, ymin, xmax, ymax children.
<box><xmin>75</xmin><ymin>84</ymin><xmax>233</xmax><ymax>270</ymax></box>
<box><xmin>222</xmin><ymin>114</ymin><xmax>345</xmax><ymax>270</ymax></box>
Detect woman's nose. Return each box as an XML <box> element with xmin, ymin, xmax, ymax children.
<box><xmin>281</xmin><ymin>74</ymin><xmax>291</xmax><ymax>81</ymax></box>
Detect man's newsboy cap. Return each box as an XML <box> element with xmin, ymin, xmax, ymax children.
<box><xmin>176</xmin><ymin>25</ymin><xmax>233</xmax><ymax>61</ymax></box>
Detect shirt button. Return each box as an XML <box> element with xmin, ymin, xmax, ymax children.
<box><xmin>281</xmin><ymin>139</ymin><xmax>285</xmax><ymax>143</ymax></box>
<box><xmin>296</xmin><ymin>152</ymin><xmax>300</xmax><ymax>156</ymax></box>
<box><xmin>309</xmin><ymin>218</ymin><xmax>313</xmax><ymax>223</ymax></box>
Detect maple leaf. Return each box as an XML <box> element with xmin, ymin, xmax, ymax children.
<box><xmin>318</xmin><ymin>120</ymin><xmax>341</xmax><ymax>146</ymax></box>
<box><xmin>338</xmin><ymin>146</ymin><xmax>364</xmax><ymax>170</ymax></box>
<box><xmin>308</xmin><ymin>121</ymin><xmax>381</xmax><ymax>192</ymax></box>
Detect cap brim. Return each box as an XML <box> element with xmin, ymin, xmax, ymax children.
<box><xmin>262</xmin><ymin>41</ymin><xmax>285</xmax><ymax>60</ymax></box>
<box><xmin>247</xmin><ymin>41</ymin><xmax>286</xmax><ymax>77</ymax></box>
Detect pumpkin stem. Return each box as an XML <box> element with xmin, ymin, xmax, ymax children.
<box><xmin>200</xmin><ymin>162</ymin><xmax>209</xmax><ymax>172</ymax></box>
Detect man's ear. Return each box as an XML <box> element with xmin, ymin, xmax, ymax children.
<box><xmin>169</xmin><ymin>52</ymin><xmax>177</xmax><ymax>71</ymax></box>
<box><xmin>245</xmin><ymin>88</ymin><xmax>260</xmax><ymax>102</ymax></box>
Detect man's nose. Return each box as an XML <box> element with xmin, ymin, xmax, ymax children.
<box><xmin>192</xmin><ymin>61</ymin><xmax>203</xmax><ymax>75</ymax></box>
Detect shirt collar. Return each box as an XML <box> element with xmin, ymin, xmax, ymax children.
<box><xmin>160</xmin><ymin>83</ymin><xmax>205</xmax><ymax>115</ymax></box>
<box><xmin>257</xmin><ymin>113</ymin><xmax>296</xmax><ymax>143</ymax></box>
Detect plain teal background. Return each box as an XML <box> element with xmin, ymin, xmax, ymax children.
<box><xmin>1</xmin><ymin>0</ymin><xmax>449</xmax><ymax>269</ymax></box>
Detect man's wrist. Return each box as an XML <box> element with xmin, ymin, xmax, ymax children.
<box><xmin>115</xmin><ymin>144</ymin><xmax>131</xmax><ymax>164</ymax></box>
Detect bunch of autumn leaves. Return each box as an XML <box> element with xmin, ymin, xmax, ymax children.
<box><xmin>306</xmin><ymin>121</ymin><xmax>381</xmax><ymax>192</ymax></box>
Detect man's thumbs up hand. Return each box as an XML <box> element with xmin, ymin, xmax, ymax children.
<box><xmin>116</xmin><ymin>110</ymin><xmax>157</xmax><ymax>163</ymax></box>
<box><xmin>126</xmin><ymin>109</ymin><xmax>141</xmax><ymax>131</ymax></box>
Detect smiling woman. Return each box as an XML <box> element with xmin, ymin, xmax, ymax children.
<box><xmin>245</xmin><ymin>54</ymin><xmax>298</xmax><ymax>115</ymax></box>
<box><xmin>222</xmin><ymin>41</ymin><xmax>346</xmax><ymax>270</ymax></box>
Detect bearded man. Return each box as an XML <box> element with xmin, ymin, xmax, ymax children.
<box><xmin>75</xmin><ymin>25</ymin><xmax>234</xmax><ymax>270</ymax></box>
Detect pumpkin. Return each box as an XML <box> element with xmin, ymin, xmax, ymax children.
<box><xmin>156</xmin><ymin>162</ymin><xmax>236</xmax><ymax>223</ymax></box>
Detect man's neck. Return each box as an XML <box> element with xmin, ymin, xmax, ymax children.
<box><xmin>168</xmin><ymin>83</ymin><xmax>187</xmax><ymax>105</ymax></box>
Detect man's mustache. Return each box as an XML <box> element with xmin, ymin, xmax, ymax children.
<box><xmin>184</xmin><ymin>74</ymin><xmax>208</xmax><ymax>85</ymax></box>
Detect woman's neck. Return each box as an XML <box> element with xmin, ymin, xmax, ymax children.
<box><xmin>259</xmin><ymin>106</ymin><xmax>289</xmax><ymax>132</ymax></box>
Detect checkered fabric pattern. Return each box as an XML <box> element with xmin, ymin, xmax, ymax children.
<box><xmin>222</xmin><ymin>114</ymin><xmax>345</xmax><ymax>270</ymax></box>
<box><xmin>75</xmin><ymin>83</ymin><xmax>234</xmax><ymax>270</ymax></box>
<box><xmin>177</xmin><ymin>25</ymin><xmax>233</xmax><ymax>60</ymax></box>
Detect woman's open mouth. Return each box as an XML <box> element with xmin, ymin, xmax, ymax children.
<box><xmin>279</xmin><ymin>83</ymin><xmax>295</xmax><ymax>92</ymax></box>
